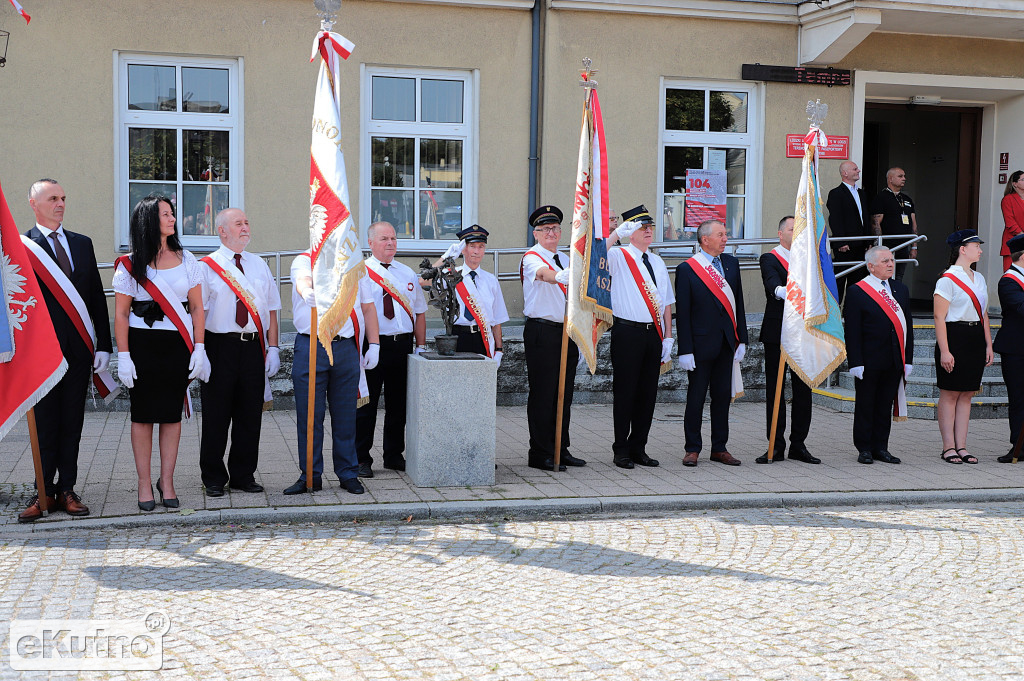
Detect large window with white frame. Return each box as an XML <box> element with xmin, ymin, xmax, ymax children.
<box><xmin>115</xmin><ymin>53</ymin><xmax>242</xmax><ymax>250</ymax></box>
<box><xmin>362</xmin><ymin>66</ymin><xmax>476</xmax><ymax>244</ymax></box>
<box><xmin>659</xmin><ymin>80</ymin><xmax>760</xmax><ymax>243</ymax></box>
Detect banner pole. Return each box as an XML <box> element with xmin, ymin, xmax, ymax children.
<box><xmin>307</xmin><ymin>308</ymin><xmax>317</xmax><ymax>490</ymax></box>
<box><xmin>27</xmin><ymin>408</ymin><xmax>49</xmax><ymax>515</ymax></box>
<box><xmin>553</xmin><ymin>303</ymin><xmax>571</xmax><ymax>472</ymax></box>
<box><xmin>766</xmin><ymin>356</ymin><xmax>786</xmax><ymax>463</ymax></box>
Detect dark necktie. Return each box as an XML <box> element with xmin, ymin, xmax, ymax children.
<box><xmin>234</xmin><ymin>253</ymin><xmax>248</xmax><ymax>328</ymax></box>
<box><xmin>48</xmin><ymin>233</ymin><xmax>73</xmax><ymax>277</ymax></box>
<box><xmin>553</xmin><ymin>253</ymin><xmax>563</xmax><ymax>269</ymax></box>
<box><xmin>463</xmin><ymin>270</ymin><xmax>477</xmax><ymax>321</ymax></box>
<box><xmin>712</xmin><ymin>256</ymin><xmax>725</xmax><ymax>278</ymax></box>
<box><xmin>381</xmin><ymin>262</ymin><xmax>395</xmax><ymax>320</ymax></box>
<box><xmin>641</xmin><ymin>252</ymin><xmax>657</xmax><ymax>286</ymax></box>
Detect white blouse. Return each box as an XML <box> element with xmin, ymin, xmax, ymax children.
<box><xmin>934</xmin><ymin>265</ymin><xmax>987</xmax><ymax>323</ymax></box>
<box><xmin>113</xmin><ymin>250</ymin><xmax>203</xmax><ymax>331</ymax></box>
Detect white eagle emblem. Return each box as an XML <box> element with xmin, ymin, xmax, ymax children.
<box><xmin>309</xmin><ymin>178</ymin><xmax>329</xmax><ymax>249</ymax></box>
<box><xmin>3</xmin><ymin>251</ymin><xmax>36</xmax><ymax>331</ymax></box>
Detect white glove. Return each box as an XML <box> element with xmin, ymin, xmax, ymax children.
<box><xmin>850</xmin><ymin>366</ymin><xmax>865</xmax><ymax>380</ymax></box>
<box><xmin>775</xmin><ymin>285</ymin><xmax>786</xmax><ymax>300</ymax></box>
<box><xmin>265</xmin><ymin>346</ymin><xmax>281</xmax><ymax>377</ymax></box>
<box><xmin>93</xmin><ymin>351</ymin><xmax>110</xmax><ymax>373</ymax></box>
<box><xmin>301</xmin><ymin>287</ymin><xmax>316</xmax><ymax>305</ymax></box>
<box><xmin>493</xmin><ymin>350</ymin><xmax>503</xmax><ymax>368</ymax></box>
<box><xmin>661</xmin><ymin>338</ymin><xmax>674</xmax><ymax>364</ymax></box>
<box><xmin>413</xmin><ymin>346</ymin><xmax>426</xmax><ymax>356</ymax></box>
<box><xmin>555</xmin><ymin>269</ymin><xmax>570</xmax><ymax>285</ymax></box>
<box><xmin>678</xmin><ymin>353</ymin><xmax>696</xmax><ymax>372</ymax></box>
<box><xmin>734</xmin><ymin>343</ymin><xmax>746</xmax><ymax>363</ymax></box>
<box><xmin>442</xmin><ymin>239</ymin><xmax>467</xmax><ymax>261</ymax></box>
<box><xmin>188</xmin><ymin>343</ymin><xmax>210</xmax><ymax>381</ymax></box>
<box><xmin>198</xmin><ymin>360</ymin><xmax>212</xmax><ymax>384</ymax></box>
<box><xmin>116</xmin><ymin>352</ymin><xmax>136</xmax><ymax>389</ymax></box>
<box><xmin>613</xmin><ymin>221</ymin><xmax>640</xmax><ymax>241</ymax></box>
<box><xmin>362</xmin><ymin>344</ymin><xmax>380</xmax><ymax>370</ymax></box>
<box><xmin>905</xmin><ymin>364</ymin><xmax>913</xmax><ymax>378</ymax></box>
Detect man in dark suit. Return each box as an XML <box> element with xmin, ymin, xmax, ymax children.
<box><xmin>995</xmin><ymin>233</ymin><xmax>1024</xmax><ymax>463</ymax></box>
<box><xmin>676</xmin><ymin>219</ymin><xmax>748</xmax><ymax>467</ymax></box>
<box><xmin>20</xmin><ymin>179</ymin><xmax>111</xmax><ymax>521</ymax></box>
<box><xmin>843</xmin><ymin>246</ymin><xmax>914</xmax><ymax>465</ymax></box>
<box><xmin>756</xmin><ymin>216</ymin><xmax>818</xmax><ymax>465</ymax></box>
<box><xmin>826</xmin><ymin>161</ymin><xmax>870</xmax><ymax>303</ymax></box>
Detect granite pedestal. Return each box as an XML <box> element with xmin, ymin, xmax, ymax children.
<box><xmin>406</xmin><ymin>353</ymin><xmax>497</xmax><ymax>486</ymax></box>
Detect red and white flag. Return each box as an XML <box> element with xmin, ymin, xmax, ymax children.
<box><xmin>307</xmin><ymin>29</ymin><xmax>363</xmax><ymax>363</ymax></box>
<box><xmin>8</xmin><ymin>0</ymin><xmax>30</xmax><ymax>24</ymax></box>
<box><xmin>0</xmin><ymin>179</ymin><xmax>66</xmax><ymax>441</ymax></box>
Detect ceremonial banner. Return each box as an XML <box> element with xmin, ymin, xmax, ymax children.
<box><xmin>0</xmin><ymin>179</ymin><xmax>66</xmax><ymax>440</ymax></box>
<box><xmin>780</xmin><ymin>116</ymin><xmax>846</xmax><ymax>387</ymax></box>
<box><xmin>308</xmin><ymin>29</ymin><xmax>362</xmax><ymax>363</ymax></box>
<box><xmin>566</xmin><ymin>79</ymin><xmax>613</xmax><ymax>373</ymax></box>
<box><xmin>8</xmin><ymin>0</ymin><xmax>30</xmax><ymax>23</ymax></box>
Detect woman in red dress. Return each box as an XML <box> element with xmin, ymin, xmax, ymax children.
<box><xmin>1000</xmin><ymin>170</ymin><xmax>1024</xmax><ymax>271</ymax></box>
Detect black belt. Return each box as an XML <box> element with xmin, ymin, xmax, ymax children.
<box><xmin>454</xmin><ymin>324</ymin><xmax>481</xmax><ymax>334</ymax></box>
<box><xmin>131</xmin><ymin>300</ymin><xmax>190</xmax><ymax>328</ymax></box>
<box><xmin>948</xmin><ymin>320</ymin><xmax>981</xmax><ymax>327</ymax></box>
<box><xmin>527</xmin><ymin>317</ymin><xmax>563</xmax><ymax>328</ymax></box>
<box><xmin>614</xmin><ymin>316</ymin><xmax>658</xmax><ymax>330</ymax></box>
<box><xmin>379</xmin><ymin>332</ymin><xmax>413</xmax><ymax>341</ymax></box>
<box><xmin>297</xmin><ymin>332</ymin><xmax>355</xmax><ymax>341</ymax></box>
<box><xmin>210</xmin><ymin>330</ymin><xmax>260</xmax><ymax>342</ymax></box>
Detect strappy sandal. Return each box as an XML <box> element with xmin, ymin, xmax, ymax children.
<box><xmin>956</xmin><ymin>448</ymin><xmax>978</xmax><ymax>464</ymax></box>
<box><xmin>941</xmin><ymin>448</ymin><xmax>963</xmax><ymax>464</ymax></box>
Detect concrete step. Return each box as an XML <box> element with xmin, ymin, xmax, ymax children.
<box><xmin>835</xmin><ymin>372</ymin><xmax>1007</xmax><ymax>398</ymax></box>
<box><xmin>812</xmin><ymin>385</ymin><xmax>1009</xmax><ymax>419</ymax></box>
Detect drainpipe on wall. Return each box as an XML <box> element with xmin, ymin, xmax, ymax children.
<box><xmin>527</xmin><ymin>0</ymin><xmax>543</xmax><ymax>246</ymax></box>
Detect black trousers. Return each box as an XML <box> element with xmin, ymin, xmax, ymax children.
<box><xmin>199</xmin><ymin>333</ymin><xmax>266</xmax><ymax>488</ymax></box>
<box><xmin>524</xmin><ymin>318</ymin><xmax>579</xmax><ymax>464</ymax></box>
<box><xmin>33</xmin><ymin>353</ymin><xmax>91</xmax><ymax>495</ymax></box>
<box><xmin>684</xmin><ymin>338</ymin><xmax>734</xmax><ymax>453</ymax></box>
<box><xmin>763</xmin><ymin>342</ymin><xmax>812</xmax><ymax>452</ymax></box>
<box><xmin>1001</xmin><ymin>353</ymin><xmax>1024</xmax><ymax>447</ymax></box>
<box><xmin>356</xmin><ymin>333</ymin><xmax>413</xmax><ymax>467</ymax></box>
<box><xmin>454</xmin><ymin>325</ymin><xmax>487</xmax><ymax>355</ymax></box>
<box><xmin>852</xmin><ymin>366</ymin><xmax>902</xmax><ymax>453</ymax></box>
<box><xmin>610</xmin><ymin>321</ymin><xmax>661</xmax><ymax>461</ymax></box>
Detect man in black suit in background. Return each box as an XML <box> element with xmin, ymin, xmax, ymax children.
<box><xmin>676</xmin><ymin>219</ymin><xmax>748</xmax><ymax>467</ymax></box>
<box><xmin>826</xmin><ymin>161</ymin><xmax>870</xmax><ymax>303</ymax></box>
<box><xmin>995</xmin><ymin>233</ymin><xmax>1024</xmax><ymax>463</ymax></box>
<box><xmin>756</xmin><ymin>216</ymin><xmax>818</xmax><ymax>465</ymax></box>
<box><xmin>843</xmin><ymin>246</ymin><xmax>914</xmax><ymax>465</ymax></box>
<box><xmin>19</xmin><ymin>179</ymin><xmax>111</xmax><ymax>522</ymax></box>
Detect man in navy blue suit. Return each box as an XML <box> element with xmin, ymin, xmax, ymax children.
<box><xmin>995</xmin><ymin>233</ymin><xmax>1024</xmax><ymax>462</ymax></box>
<box><xmin>843</xmin><ymin>246</ymin><xmax>914</xmax><ymax>464</ymax></box>
<box><xmin>675</xmin><ymin>219</ymin><xmax>748</xmax><ymax>467</ymax></box>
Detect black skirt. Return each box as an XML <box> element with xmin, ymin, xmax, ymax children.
<box><xmin>935</xmin><ymin>321</ymin><xmax>985</xmax><ymax>392</ymax></box>
<box><xmin>128</xmin><ymin>327</ymin><xmax>191</xmax><ymax>423</ymax></box>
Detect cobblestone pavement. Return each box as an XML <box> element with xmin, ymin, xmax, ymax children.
<box><xmin>1</xmin><ymin>503</ymin><xmax>1023</xmax><ymax>680</ymax></box>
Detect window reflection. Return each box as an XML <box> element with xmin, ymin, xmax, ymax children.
<box><xmin>665</xmin><ymin>89</ymin><xmax>703</xmax><ymax>131</ymax></box>
<box><xmin>184</xmin><ymin>130</ymin><xmax>230</xmax><ymax>182</ymax></box>
<box><xmin>709</xmin><ymin>91</ymin><xmax>747</xmax><ymax>133</ymax></box>
<box><xmin>420</xmin><ymin>139</ymin><xmax>462</xmax><ymax>189</ymax></box>
<box><xmin>181</xmin><ymin>184</ymin><xmax>229</xmax><ymax>236</ymax></box>
<box><xmin>421</xmin><ymin>79</ymin><xmax>463</xmax><ymax>123</ymax></box>
<box><xmin>128</xmin><ymin>128</ymin><xmax>176</xmax><ymax>181</ymax></box>
<box><xmin>128</xmin><ymin>65</ymin><xmax>176</xmax><ymax>111</ymax></box>
<box><xmin>371</xmin><ymin>77</ymin><xmax>415</xmax><ymax>121</ymax></box>
<box><xmin>183</xmin><ymin>68</ymin><xmax>229</xmax><ymax>113</ymax></box>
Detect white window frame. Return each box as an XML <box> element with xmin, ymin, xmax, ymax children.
<box><xmin>658</xmin><ymin>78</ymin><xmax>763</xmax><ymax>248</ymax></box>
<box><xmin>113</xmin><ymin>52</ymin><xmax>243</xmax><ymax>251</ymax></box>
<box><xmin>360</xmin><ymin>65</ymin><xmax>479</xmax><ymax>250</ymax></box>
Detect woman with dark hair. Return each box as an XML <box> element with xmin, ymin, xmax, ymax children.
<box><xmin>112</xmin><ymin>195</ymin><xmax>209</xmax><ymax>510</ymax></box>
<box><xmin>933</xmin><ymin>229</ymin><xmax>993</xmax><ymax>464</ymax></box>
<box><xmin>1000</xmin><ymin>170</ymin><xmax>1024</xmax><ymax>271</ymax></box>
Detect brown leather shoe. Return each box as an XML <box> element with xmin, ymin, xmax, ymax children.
<box><xmin>18</xmin><ymin>495</ymin><xmax>57</xmax><ymax>523</ymax></box>
<box><xmin>57</xmin><ymin>490</ymin><xmax>90</xmax><ymax>516</ymax></box>
<box><xmin>710</xmin><ymin>450</ymin><xmax>741</xmax><ymax>466</ymax></box>
<box><xmin>682</xmin><ymin>452</ymin><xmax>699</xmax><ymax>467</ymax></box>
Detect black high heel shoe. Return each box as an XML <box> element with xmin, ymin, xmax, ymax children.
<box><xmin>138</xmin><ymin>484</ymin><xmax>156</xmax><ymax>512</ymax></box>
<box><xmin>156</xmin><ymin>479</ymin><xmax>179</xmax><ymax>509</ymax></box>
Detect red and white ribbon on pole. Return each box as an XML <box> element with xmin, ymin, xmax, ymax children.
<box><xmin>8</xmin><ymin>0</ymin><xmax>30</xmax><ymax>24</ymax></box>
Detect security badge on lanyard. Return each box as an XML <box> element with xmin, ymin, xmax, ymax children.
<box><xmin>900</xmin><ymin>196</ymin><xmax>911</xmax><ymax>225</ymax></box>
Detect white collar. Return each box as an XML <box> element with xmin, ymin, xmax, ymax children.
<box><xmin>775</xmin><ymin>245</ymin><xmax>791</xmax><ymax>259</ymax></box>
<box><xmin>843</xmin><ymin>181</ymin><xmax>857</xmax><ymax>191</ymax></box>
<box><xmin>625</xmin><ymin>243</ymin><xmax>648</xmax><ymax>259</ymax></box>
<box><xmin>536</xmin><ymin>244</ymin><xmax>560</xmax><ymax>260</ymax></box>
<box><xmin>865</xmin><ymin>274</ymin><xmax>888</xmax><ymax>290</ymax></box>
<box><xmin>36</xmin><ymin>223</ymin><xmax>65</xmax><ymax>239</ymax></box>
<box><xmin>216</xmin><ymin>244</ymin><xmax>245</xmax><ymax>261</ymax></box>
<box><xmin>369</xmin><ymin>255</ymin><xmax>395</xmax><ymax>268</ymax></box>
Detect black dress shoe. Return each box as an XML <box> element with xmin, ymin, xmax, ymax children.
<box><xmin>383</xmin><ymin>459</ymin><xmax>406</xmax><ymax>471</ymax></box>
<box><xmin>755</xmin><ymin>451</ymin><xmax>786</xmax><ymax>464</ymax></box>
<box><xmin>205</xmin><ymin>486</ymin><xmax>225</xmax><ymax>498</ymax></box>
<box><xmin>357</xmin><ymin>463</ymin><xmax>374</xmax><ymax>478</ymax></box>
<box><xmin>561</xmin><ymin>453</ymin><xmax>587</xmax><ymax>467</ymax></box>
<box><xmin>229</xmin><ymin>481</ymin><xmax>265</xmax><ymax>493</ymax></box>
<box><xmin>857</xmin><ymin>450</ymin><xmax>874</xmax><ymax>464</ymax></box>
<box><xmin>788</xmin><ymin>445</ymin><xmax>821</xmax><ymax>465</ymax></box>
<box><xmin>283</xmin><ymin>478</ymin><xmax>321</xmax><ymax>494</ymax></box>
<box><xmin>997</xmin><ymin>449</ymin><xmax>1020</xmax><ymax>463</ymax></box>
<box><xmin>340</xmin><ymin>478</ymin><xmax>365</xmax><ymax>494</ymax></box>
<box><xmin>613</xmin><ymin>458</ymin><xmax>635</xmax><ymax>469</ymax></box>
<box><xmin>873</xmin><ymin>450</ymin><xmax>901</xmax><ymax>464</ymax></box>
<box><xmin>156</xmin><ymin>479</ymin><xmax>179</xmax><ymax>509</ymax></box>
<box><xmin>631</xmin><ymin>453</ymin><xmax>660</xmax><ymax>467</ymax></box>
<box><xmin>528</xmin><ymin>457</ymin><xmax>567</xmax><ymax>472</ymax></box>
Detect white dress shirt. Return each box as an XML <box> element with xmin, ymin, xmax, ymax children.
<box><xmin>201</xmin><ymin>245</ymin><xmax>282</xmax><ymax>334</ymax></box>
<box><xmin>521</xmin><ymin>245</ymin><xmax>568</xmax><ymax>322</ymax></box>
<box><xmin>454</xmin><ymin>265</ymin><xmax>510</xmax><ymax>327</ymax></box>
<box><xmin>934</xmin><ymin>265</ymin><xmax>987</xmax><ymax>322</ymax></box>
<box><xmin>35</xmin><ymin>223</ymin><xmax>74</xmax><ymax>272</ymax></box>
<box><xmin>844</xmin><ymin>181</ymin><xmax>862</xmax><ymax>217</ymax></box>
<box><xmin>112</xmin><ymin>250</ymin><xmax>203</xmax><ymax>331</ymax></box>
<box><xmin>290</xmin><ymin>253</ymin><xmax>372</xmax><ymax>337</ymax></box>
<box><xmin>364</xmin><ymin>256</ymin><xmax>428</xmax><ymax>336</ymax></box>
<box><xmin>608</xmin><ymin>243</ymin><xmax>674</xmax><ymax>323</ymax></box>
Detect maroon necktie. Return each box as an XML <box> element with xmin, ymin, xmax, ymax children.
<box><xmin>381</xmin><ymin>263</ymin><xmax>395</xmax><ymax>320</ymax></box>
<box><xmin>48</xmin><ymin>233</ymin><xmax>73</xmax><ymax>278</ymax></box>
<box><xmin>234</xmin><ymin>253</ymin><xmax>248</xmax><ymax>327</ymax></box>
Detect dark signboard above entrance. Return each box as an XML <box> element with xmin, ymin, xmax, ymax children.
<box><xmin>742</xmin><ymin>64</ymin><xmax>851</xmax><ymax>87</ymax></box>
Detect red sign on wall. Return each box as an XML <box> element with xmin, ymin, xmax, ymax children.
<box><xmin>786</xmin><ymin>134</ymin><xmax>850</xmax><ymax>159</ymax></box>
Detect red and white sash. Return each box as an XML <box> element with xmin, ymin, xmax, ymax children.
<box><xmin>941</xmin><ymin>269</ymin><xmax>985</xmax><ymax>321</ymax></box>
<box><xmin>855</xmin><ymin>279</ymin><xmax>909</xmax><ymax>421</ymax></box>
<box><xmin>520</xmin><ymin>249</ymin><xmax>568</xmax><ymax>297</ymax></box>
<box><xmin>115</xmin><ymin>255</ymin><xmax>196</xmax><ymax>417</ymax></box>
<box><xmin>365</xmin><ymin>260</ymin><xmax>416</xmax><ymax>322</ymax></box>
<box><xmin>21</xmin><ymin>236</ymin><xmax>120</xmax><ymax>403</ymax></box>
<box><xmin>201</xmin><ymin>252</ymin><xmax>273</xmax><ymax>404</ymax></box>
<box><xmin>455</xmin><ymin>267</ymin><xmax>494</xmax><ymax>357</ymax></box>
<box><xmin>1002</xmin><ymin>267</ymin><xmax>1024</xmax><ymax>291</ymax></box>
<box><xmin>686</xmin><ymin>251</ymin><xmax>744</xmax><ymax>398</ymax></box>
<box><xmin>619</xmin><ymin>248</ymin><xmax>671</xmax><ymax>375</ymax></box>
<box><xmin>771</xmin><ymin>246</ymin><xmax>790</xmax><ymax>272</ymax></box>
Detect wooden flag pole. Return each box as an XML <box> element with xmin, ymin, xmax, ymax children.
<box><xmin>27</xmin><ymin>408</ymin><xmax>49</xmax><ymax>515</ymax></box>
<box><xmin>766</xmin><ymin>357</ymin><xmax>786</xmax><ymax>463</ymax></box>
<box><xmin>552</xmin><ymin>302</ymin><xmax>571</xmax><ymax>472</ymax></box>
<box><xmin>307</xmin><ymin>308</ymin><xmax>317</xmax><ymax>490</ymax></box>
